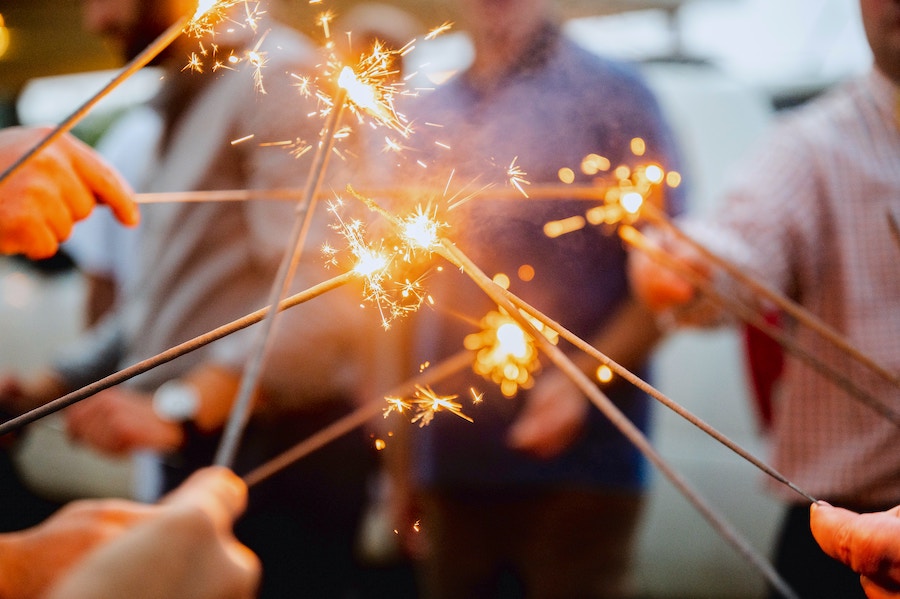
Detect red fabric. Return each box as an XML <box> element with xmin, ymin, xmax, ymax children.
<box><xmin>742</xmin><ymin>311</ymin><xmax>784</xmax><ymax>431</ymax></box>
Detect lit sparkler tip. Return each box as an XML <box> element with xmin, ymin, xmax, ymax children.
<box><xmin>192</xmin><ymin>0</ymin><xmax>219</xmax><ymax>21</ymax></box>
<box><xmin>400</xmin><ymin>208</ymin><xmax>442</xmax><ymax>251</ymax></box>
<box><xmin>353</xmin><ymin>248</ymin><xmax>389</xmax><ymax>277</ymax></box>
<box><xmin>621</xmin><ymin>191</ymin><xmax>644</xmax><ymax>215</ymax></box>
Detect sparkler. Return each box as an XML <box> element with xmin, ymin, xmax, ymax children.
<box><xmin>0</xmin><ymin>270</ymin><xmax>358</xmax><ymax>437</ymax></box>
<box><xmin>483</xmin><ymin>256</ymin><xmax>819</xmax><ymax>504</ymax></box>
<box><xmin>464</xmin><ymin>309</ymin><xmax>556</xmax><ymax>398</ymax></box>
<box><xmin>0</xmin><ymin>0</ymin><xmax>235</xmax><ymax>188</ymax></box>
<box><xmin>322</xmin><ymin>198</ymin><xmax>431</xmax><ymax>329</ymax></box>
<box><xmin>131</xmin><ymin>183</ymin><xmax>650</xmax><ymax>205</ymax></box>
<box><xmin>620</xmin><ymin>225</ymin><xmax>900</xmax><ymax>425</ymax></box>
<box><xmin>433</xmin><ymin>236</ymin><xmax>801</xmax><ymax>599</ymax></box>
<box><xmin>352</xmin><ymin>188</ymin><xmax>810</xmax><ymax>591</ymax></box>
<box><xmin>242</xmin><ymin>349</ymin><xmax>472</xmax><ymax>488</ymax></box>
<box><xmin>638</xmin><ymin>201</ymin><xmax>900</xmax><ymax>391</ymax></box>
<box><xmin>213</xmin><ymin>90</ymin><xmax>347</xmax><ymax>467</ymax></box>
<box><xmin>216</xmin><ymin>38</ymin><xmax>414</xmax><ymax>466</ymax></box>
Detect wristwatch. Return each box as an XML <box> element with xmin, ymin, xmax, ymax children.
<box><xmin>152</xmin><ymin>380</ymin><xmax>200</xmax><ymax>423</ymax></box>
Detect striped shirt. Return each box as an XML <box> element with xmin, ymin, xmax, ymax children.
<box><xmin>700</xmin><ymin>68</ymin><xmax>900</xmax><ymax>506</ymax></box>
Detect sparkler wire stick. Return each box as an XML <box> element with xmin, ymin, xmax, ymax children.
<box><xmin>242</xmin><ymin>349</ymin><xmax>473</xmax><ymax>488</ymax></box>
<box><xmin>134</xmin><ymin>184</ymin><xmax>607</xmax><ymax>204</ymax></box>
<box><xmin>215</xmin><ymin>88</ymin><xmax>349</xmax><ymax>468</ymax></box>
<box><xmin>0</xmin><ymin>18</ymin><xmax>189</xmax><ymax>188</ymax></box>
<box><xmin>641</xmin><ymin>202</ymin><xmax>900</xmax><ymax>389</ymax></box>
<box><xmin>435</xmin><ymin>238</ymin><xmax>800</xmax><ymax>599</ymax></box>
<box><xmin>0</xmin><ymin>271</ymin><xmax>358</xmax><ymax>437</ymax></box>
<box><xmin>494</xmin><ymin>273</ymin><xmax>818</xmax><ymax>504</ymax></box>
<box><xmin>620</xmin><ymin>225</ymin><xmax>900</xmax><ymax>426</ymax></box>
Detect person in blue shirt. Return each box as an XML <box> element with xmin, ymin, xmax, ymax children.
<box><xmin>385</xmin><ymin>0</ymin><xmax>684</xmax><ymax>596</ymax></box>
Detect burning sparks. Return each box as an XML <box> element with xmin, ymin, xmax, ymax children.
<box><xmin>507</xmin><ymin>157</ymin><xmax>530</xmax><ymax>197</ymax></box>
<box><xmin>323</xmin><ymin>199</ymin><xmax>435</xmax><ymax>329</ymax></box>
<box><xmin>384</xmin><ymin>385</ymin><xmax>474</xmax><ymax>427</ymax></box>
<box><xmin>318</xmin><ymin>17</ymin><xmax>413</xmax><ymax>138</ymax></box>
<box><xmin>181</xmin><ymin>1</ymin><xmax>270</xmax><ymax>81</ymax></box>
<box><xmin>546</xmin><ymin>141</ymin><xmax>681</xmax><ymax>239</ymax></box>
<box><xmin>464</xmin><ymin>310</ymin><xmax>558</xmax><ymax>398</ymax></box>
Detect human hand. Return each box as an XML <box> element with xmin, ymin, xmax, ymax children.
<box><xmin>626</xmin><ymin>226</ymin><xmax>700</xmax><ymax>313</ymax></box>
<box><xmin>65</xmin><ymin>387</ymin><xmax>184</xmax><ymax>455</ymax></box>
<box><xmin>44</xmin><ymin>466</ymin><xmax>260</xmax><ymax>599</ymax></box>
<box><xmin>0</xmin><ymin>495</ymin><xmax>154</xmax><ymax>599</ymax></box>
<box><xmin>507</xmin><ymin>369</ymin><xmax>589</xmax><ymax>459</ymax></box>
<box><xmin>810</xmin><ymin>502</ymin><xmax>900</xmax><ymax>599</ymax></box>
<box><xmin>0</xmin><ymin>126</ymin><xmax>138</xmax><ymax>259</ymax></box>
<box><xmin>0</xmin><ymin>370</ymin><xmax>67</xmax><ymax>416</ymax></box>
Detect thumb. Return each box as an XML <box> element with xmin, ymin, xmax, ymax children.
<box><xmin>160</xmin><ymin>466</ymin><xmax>247</xmax><ymax>531</ymax></box>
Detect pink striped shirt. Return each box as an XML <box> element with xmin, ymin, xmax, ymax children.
<box><xmin>704</xmin><ymin>68</ymin><xmax>900</xmax><ymax>506</ymax></box>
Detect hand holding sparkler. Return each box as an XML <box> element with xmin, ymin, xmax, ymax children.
<box><xmin>810</xmin><ymin>502</ymin><xmax>900</xmax><ymax>599</ymax></box>
<box><xmin>626</xmin><ymin>225</ymin><xmax>717</xmax><ymax>323</ymax></box>
<box><xmin>507</xmin><ymin>367</ymin><xmax>589</xmax><ymax>459</ymax></box>
<box><xmin>65</xmin><ymin>387</ymin><xmax>185</xmax><ymax>456</ymax></box>
<box><xmin>42</xmin><ymin>467</ymin><xmax>259</xmax><ymax>599</ymax></box>
<box><xmin>0</xmin><ymin>127</ymin><xmax>138</xmax><ymax>259</ymax></box>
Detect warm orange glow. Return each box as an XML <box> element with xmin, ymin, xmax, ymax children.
<box><xmin>544</xmin><ymin>215</ymin><xmax>586</xmax><ymax>238</ymax></box>
<box><xmin>596</xmin><ymin>364</ymin><xmax>614</xmax><ymax>384</ymax></box>
<box><xmin>581</xmin><ymin>154</ymin><xmax>610</xmax><ymax>175</ymax></box>
<box><xmin>645</xmin><ymin>164</ymin><xmax>665</xmax><ymax>184</ymax></box>
<box><xmin>464</xmin><ymin>310</ymin><xmax>558</xmax><ymax>398</ymax></box>
<box><xmin>492</xmin><ymin>273</ymin><xmax>511</xmax><ymax>290</ymax></box>
<box><xmin>666</xmin><ymin>171</ymin><xmax>683</xmax><ymax>188</ymax></box>
<box><xmin>630</xmin><ymin>137</ymin><xmax>646</xmax><ymax>156</ymax></box>
<box><xmin>621</xmin><ymin>191</ymin><xmax>644</xmax><ymax>214</ymax></box>
<box><xmin>0</xmin><ymin>14</ymin><xmax>9</xmax><ymax>61</ymax></box>
<box><xmin>517</xmin><ymin>264</ymin><xmax>535</xmax><ymax>282</ymax></box>
<box><xmin>558</xmin><ymin>167</ymin><xmax>576</xmax><ymax>184</ymax></box>
<box><xmin>192</xmin><ymin>0</ymin><xmax>219</xmax><ymax>20</ymax></box>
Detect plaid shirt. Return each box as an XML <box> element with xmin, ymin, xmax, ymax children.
<box><xmin>701</xmin><ymin>68</ymin><xmax>900</xmax><ymax>506</ymax></box>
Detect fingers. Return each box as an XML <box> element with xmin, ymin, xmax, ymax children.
<box><xmin>626</xmin><ymin>230</ymin><xmax>697</xmax><ymax>313</ymax></box>
<box><xmin>63</xmin><ymin>133</ymin><xmax>138</xmax><ymax>226</ymax></box>
<box><xmin>0</xmin><ymin>188</ymin><xmax>61</xmax><ymax>259</ymax></box>
<box><xmin>810</xmin><ymin>502</ymin><xmax>858</xmax><ymax>563</ymax></box>
<box><xmin>860</xmin><ymin>576</ymin><xmax>900</xmax><ymax>599</ymax></box>
<box><xmin>161</xmin><ymin>467</ymin><xmax>248</xmax><ymax>532</ymax></box>
<box><xmin>66</xmin><ymin>390</ymin><xmax>185</xmax><ymax>455</ymax></box>
<box><xmin>506</xmin><ymin>374</ymin><xmax>588</xmax><ymax>459</ymax></box>
<box><xmin>810</xmin><ymin>502</ymin><xmax>900</xmax><ymax>593</ymax></box>
<box><xmin>220</xmin><ymin>542</ymin><xmax>263</xmax><ymax>599</ymax></box>
<box><xmin>0</xmin><ymin>127</ymin><xmax>139</xmax><ymax>259</ymax></box>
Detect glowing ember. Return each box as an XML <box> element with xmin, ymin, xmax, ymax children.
<box><xmin>384</xmin><ymin>385</ymin><xmax>473</xmax><ymax>426</ymax></box>
<box><xmin>192</xmin><ymin>0</ymin><xmax>221</xmax><ymax>20</ymax></box>
<box><xmin>464</xmin><ymin>309</ymin><xmax>557</xmax><ymax>398</ymax></box>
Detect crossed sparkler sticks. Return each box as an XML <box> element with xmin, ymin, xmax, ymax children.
<box><xmin>2</xmin><ymin>2</ymin><xmax>898</xmax><ymax>597</ymax></box>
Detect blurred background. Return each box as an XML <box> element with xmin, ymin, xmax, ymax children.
<box><xmin>0</xmin><ymin>1</ymin><xmax>873</xmax><ymax>597</ymax></box>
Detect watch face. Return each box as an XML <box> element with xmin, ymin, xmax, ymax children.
<box><xmin>153</xmin><ymin>383</ymin><xmax>199</xmax><ymax>423</ymax></box>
